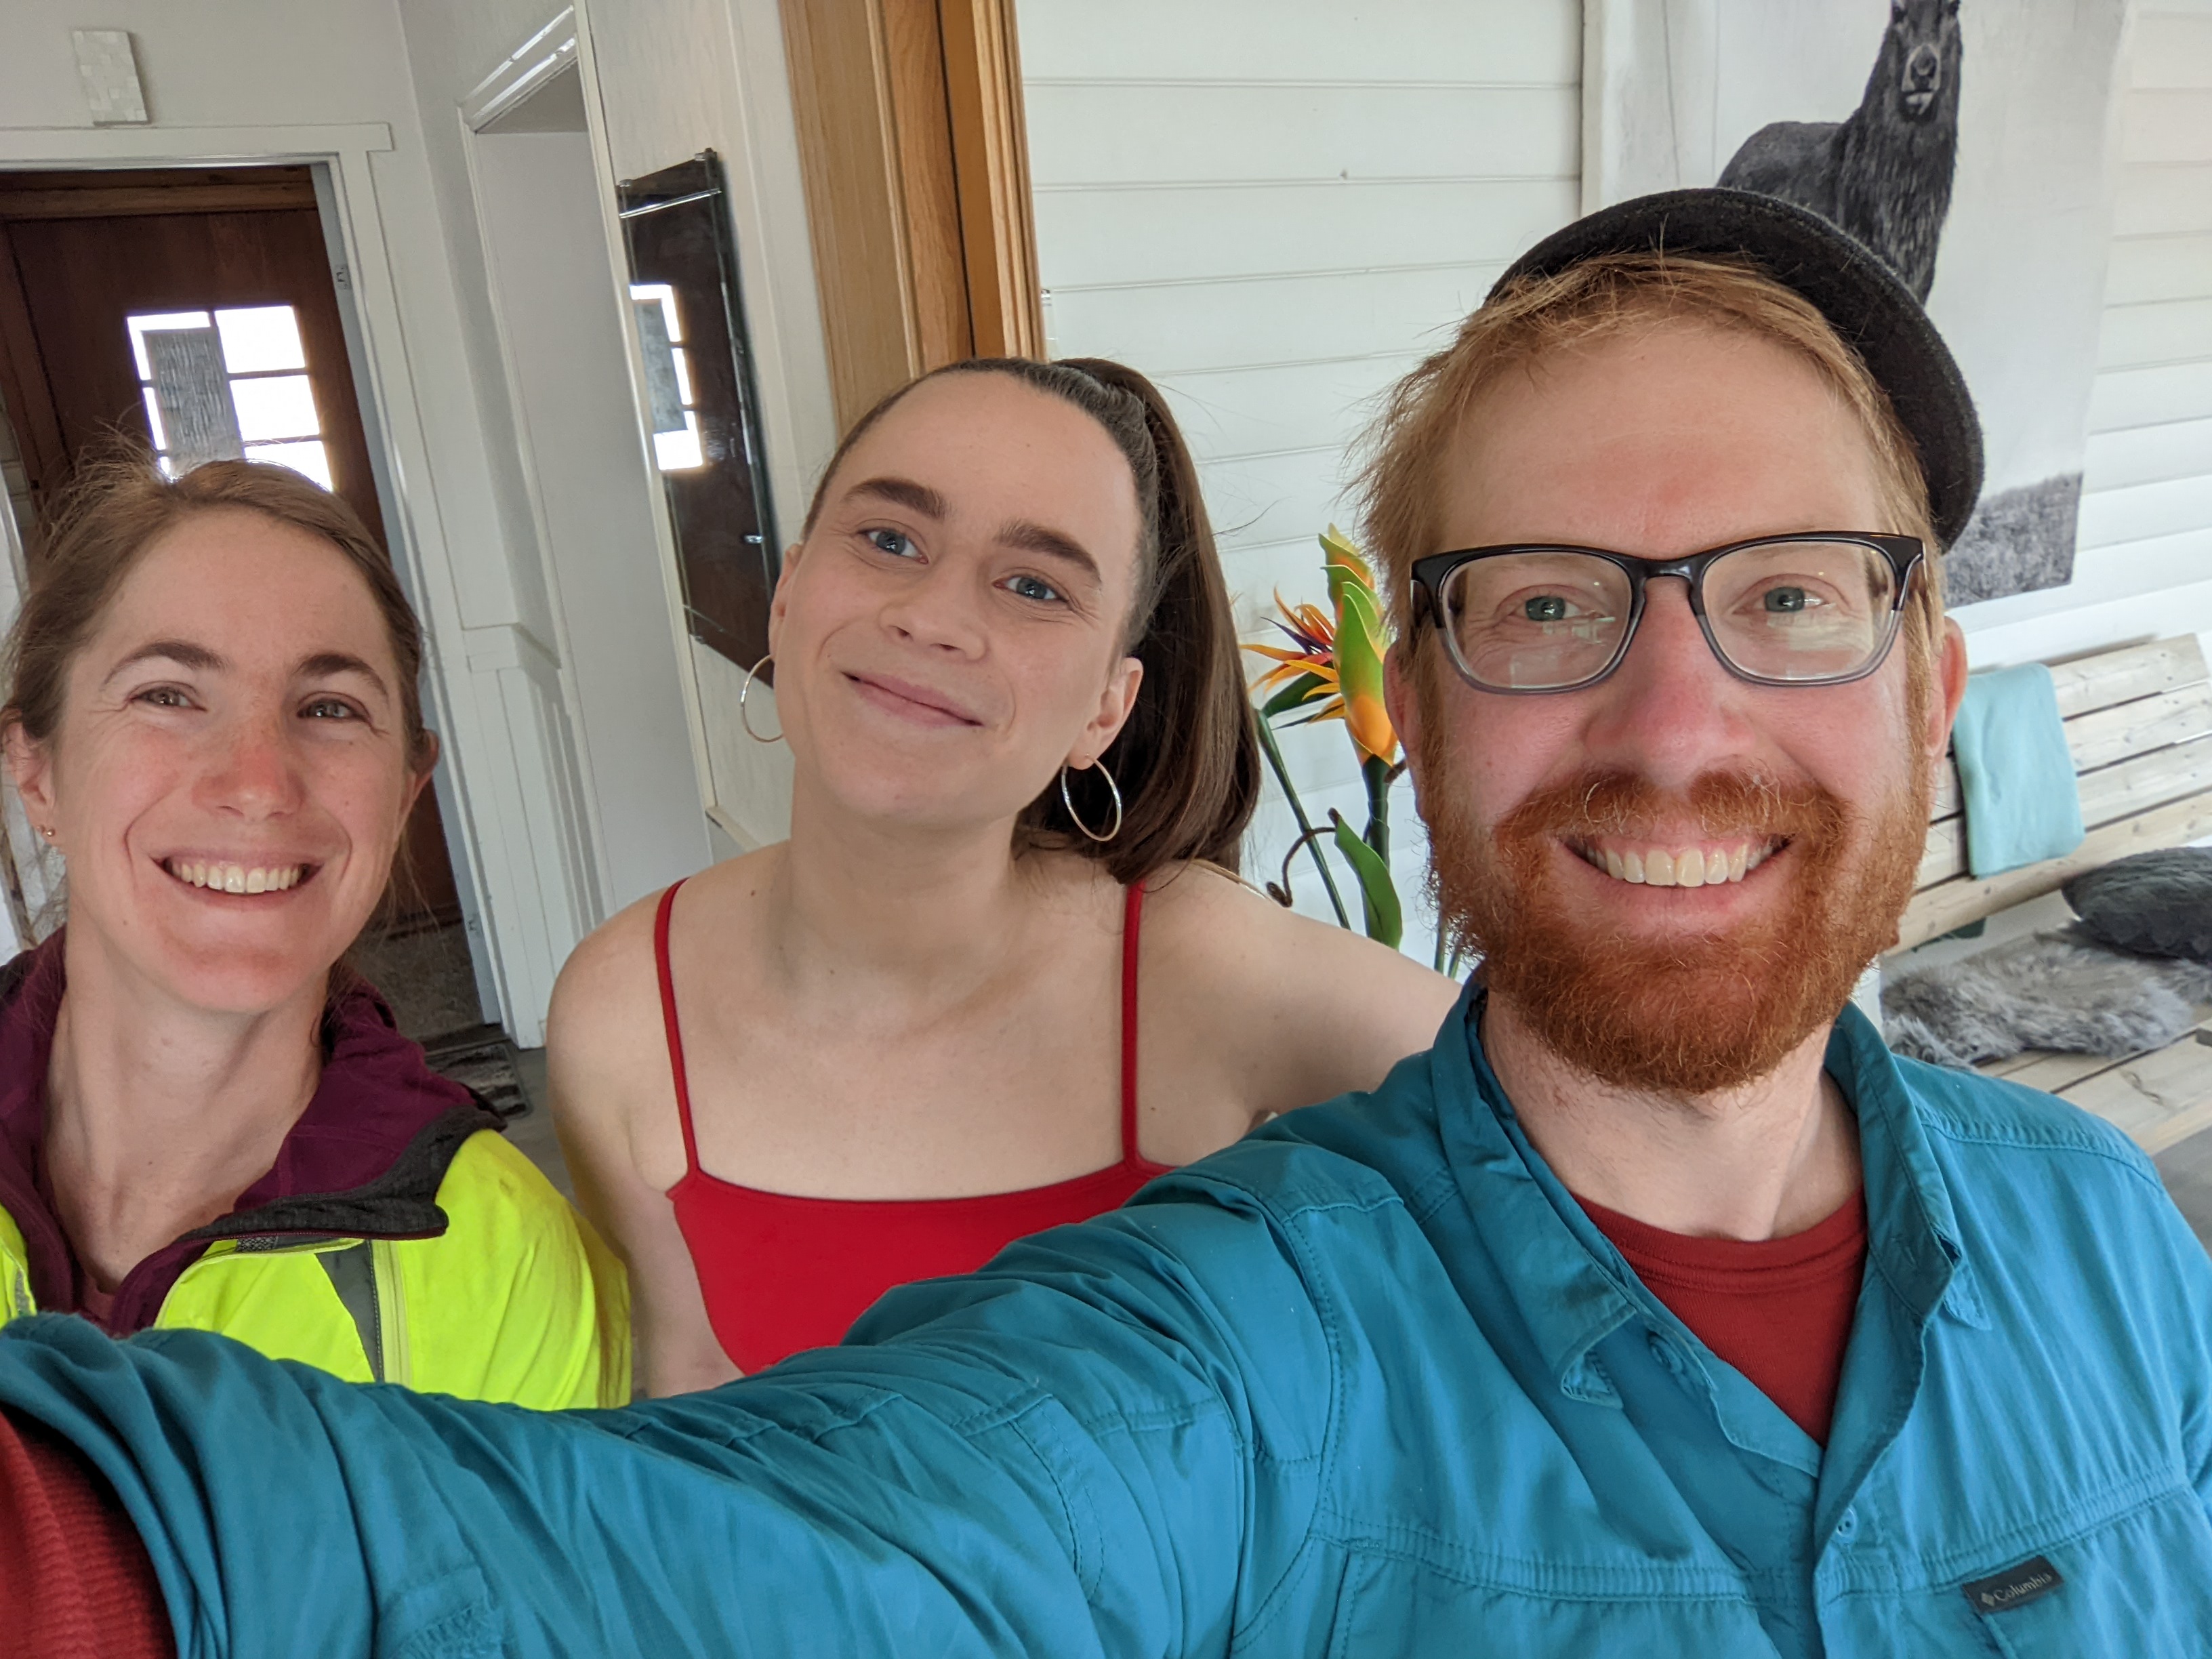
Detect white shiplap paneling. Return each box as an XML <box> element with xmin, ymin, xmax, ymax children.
<box><xmin>1046</xmin><ymin>261</ymin><xmax>1511</xmax><ymax>377</ymax></box>
<box><xmin>2019</xmin><ymin>1</ymin><xmax>2212</xmax><ymax>658</ymax></box>
<box><xmin>2089</xmin><ymin>359</ymin><xmax>2212</xmax><ymax>431</ymax></box>
<box><xmin>1032</xmin><ymin>177</ymin><xmax>1575</xmax><ymax>291</ymax></box>
<box><xmin>2105</xmin><ymin>230</ymin><xmax>2212</xmax><ymax>303</ymax></box>
<box><xmin>1025</xmin><ymin>83</ymin><xmax>1576</xmax><ymax>186</ymax></box>
<box><xmin>2084</xmin><ymin>411</ymin><xmax>2212</xmax><ymax>487</ymax></box>
<box><xmin>1017</xmin><ymin>0</ymin><xmax>1578</xmax><ymax>85</ymax></box>
<box><xmin>2098</xmin><ymin>295</ymin><xmax>2212</xmax><ymax>371</ymax></box>
<box><xmin>1016</xmin><ymin>0</ymin><xmax>1583</xmax><ymax>958</ymax></box>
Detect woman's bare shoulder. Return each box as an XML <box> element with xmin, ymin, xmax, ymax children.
<box><xmin>1141</xmin><ymin>861</ymin><xmax>1462</xmax><ymax>1113</ymax></box>
<box><xmin>548</xmin><ymin>851</ymin><xmax>776</xmax><ymax>1093</ymax></box>
<box><xmin>547</xmin><ymin>889</ymin><xmax>668</xmax><ymax>1063</ymax></box>
<box><xmin>556</xmin><ymin>853</ymin><xmax>776</xmax><ymax>1017</ymax></box>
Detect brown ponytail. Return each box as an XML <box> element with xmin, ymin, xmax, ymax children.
<box><xmin>802</xmin><ymin>356</ymin><xmax>1258</xmax><ymax>881</ymax></box>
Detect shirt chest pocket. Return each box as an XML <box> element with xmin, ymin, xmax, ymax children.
<box><xmin>1310</xmin><ymin>1547</ymin><xmax>1781</xmax><ymax>1656</ymax></box>
<box><xmin>1965</xmin><ymin>1490</ymin><xmax>2212</xmax><ymax>1659</ymax></box>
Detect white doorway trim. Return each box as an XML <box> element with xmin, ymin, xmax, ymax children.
<box><xmin>461</xmin><ymin>8</ymin><xmax>581</xmax><ymax>132</ymax></box>
<box><xmin>524</xmin><ymin>2</ymin><xmax>806</xmax><ymax>858</ymax></box>
<box><xmin>459</xmin><ymin>43</ymin><xmax>718</xmax><ymax>916</ymax></box>
<box><xmin>0</xmin><ymin>123</ymin><xmax>602</xmax><ymax>1045</ymax></box>
<box><xmin>493</xmin><ymin>9</ymin><xmax>729</xmax><ymax>854</ymax></box>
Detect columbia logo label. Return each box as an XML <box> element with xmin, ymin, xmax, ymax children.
<box><xmin>1961</xmin><ymin>1555</ymin><xmax>2062</xmax><ymax>1614</ymax></box>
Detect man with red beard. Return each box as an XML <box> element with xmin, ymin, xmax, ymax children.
<box><xmin>1376</xmin><ymin>199</ymin><xmax>1973</xmax><ymax>1457</ymax></box>
<box><xmin>2</xmin><ymin>190</ymin><xmax>2209</xmax><ymax>1659</ymax></box>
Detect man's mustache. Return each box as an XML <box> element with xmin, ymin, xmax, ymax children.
<box><xmin>1491</xmin><ymin>769</ymin><xmax>1847</xmax><ymax>856</ymax></box>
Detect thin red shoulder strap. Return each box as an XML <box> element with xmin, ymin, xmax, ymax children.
<box><xmin>1120</xmin><ymin>880</ymin><xmax>1143</xmax><ymax>1159</ymax></box>
<box><xmin>653</xmin><ymin>879</ymin><xmax>701</xmax><ymax>1175</ymax></box>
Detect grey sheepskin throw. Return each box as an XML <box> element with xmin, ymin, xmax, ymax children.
<box><xmin>1883</xmin><ymin>930</ymin><xmax>2212</xmax><ymax>1069</ymax></box>
<box><xmin>2065</xmin><ymin>847</ymin><xmax>2212</xmax><ymax>960</ymax></box>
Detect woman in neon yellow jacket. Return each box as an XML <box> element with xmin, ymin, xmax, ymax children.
<box><xmin>0</xmin><ymin>456</ymin><xmax>626</xmax><ymax>1408</ymax></box>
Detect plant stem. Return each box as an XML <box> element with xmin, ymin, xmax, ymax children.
<box><xmin>1255</xmin><ymin>713</ymin><xmax>1351</xmax><ymax>929</ymax></box>
<box><xmin>1356</xmin><ymin>754</ymin><xmax>1395</xmax><ymax>940</ymax></box>
<box><xmin>1362</xmin><ymin>754</ymin><xmax>1392</xmax><ymax>862</ymax></box>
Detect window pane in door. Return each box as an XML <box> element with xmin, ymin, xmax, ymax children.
<box><xmin>651</xmin><ymin>410</ymin><xmax>705</xmax><ymax>472</ymax></box>
<box><xmin>230</xmin><ymin>374</ymin><xmax>321</xmax><ymax>442</ymax></box>
<box><xmin>243</xmin><ymin>440</ymin><xmax>333</xmax><ymax>489</ymax></box>
<box><xmin>147</xmin><ymin>327</ymin><xmax>244</xmax><ymax>470</ymax></box>
<box><xmin>126</xmin><ymin>310</ymin><xmax>212</xmax><ymax>380</ymax></box>
<box><xmin>215</xmin><ymin>305</ymin><xmax>307</xmax><ymax>374</ymax></box>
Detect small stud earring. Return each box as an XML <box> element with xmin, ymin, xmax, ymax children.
<box><xmin>39</xmin><ymin>825</ymin><xmax>54</xmax><ymax>841</ymax></box>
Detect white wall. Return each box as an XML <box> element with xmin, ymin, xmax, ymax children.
<box><xmin>1021</xmin><ymin>0</ymin><xmax>2212</xmax><ymax>956</ymax></box>
<box><xmin>470</xmin><ymin>121</ymin><xmax>716</xmax><ymax>912</ymax></box>
<box><xmin>1017</xmin><ymin>0</ymin><xmax>1580</xmax><ymax>958</ymax></box>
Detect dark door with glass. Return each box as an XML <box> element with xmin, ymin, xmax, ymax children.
<box><xmin>0</xmin><ymin>165</ymin><xmax>459</xmax><ymax>933</ymax></box>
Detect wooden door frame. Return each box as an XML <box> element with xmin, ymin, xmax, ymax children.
<box><xmin>779</xmin><ymin>0</ymin><xmax>1045</xmax><ymax>432</ymax></box>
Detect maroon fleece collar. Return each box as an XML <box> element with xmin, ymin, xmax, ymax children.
<box><xmin>0</xmin><ymin>931</ymin><xmax>497</xmax><ymax>1334</ymax></box>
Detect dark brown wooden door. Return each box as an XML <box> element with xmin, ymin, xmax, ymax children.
<box><xmin>0</xmin><ymin>167</ymin><xmax>459</xmax><ymax>933</ymax></box>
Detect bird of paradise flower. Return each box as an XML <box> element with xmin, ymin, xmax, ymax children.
<box><xmin>1244</xmin><ymin>526</ymin><xmax>1409</xmax><ymax>950</ymax></box>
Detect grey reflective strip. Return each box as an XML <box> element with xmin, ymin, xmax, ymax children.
<box><xmin>319</xmin><ymin>1242</ymin><xmax>384</xmax><ymax>1382</ymax></box>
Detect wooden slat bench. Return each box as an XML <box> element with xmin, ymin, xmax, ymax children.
<box><xmin>1887</xmin><ymin>635</ymin><xmax>2212</xmax><ymax>1152</ymax></box>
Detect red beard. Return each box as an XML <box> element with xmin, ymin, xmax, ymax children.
<box><xmin>1426</xmin><ymin>750</ymin><xmax>1928</xmax><ymax>1097</ymax></box>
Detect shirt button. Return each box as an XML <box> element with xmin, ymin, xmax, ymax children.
<box><xmin>1646</xmin><ymin>1331</ymin><xmax>1681</xmax><ymax>1374</ymax></box>
<box><xmin>1836</xmin><ymin>1508</ymin><xmax>1859</xmax><ymax>1540</ymax></box>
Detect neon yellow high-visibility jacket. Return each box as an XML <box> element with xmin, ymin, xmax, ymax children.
<box><xmin>0</xmin><ymin>936</ymin><xmax>629</xmax><ymax>1409</ymax></box>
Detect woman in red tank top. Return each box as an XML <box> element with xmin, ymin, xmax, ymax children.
<box><xmin>549</xmin><ymin>359</ymin><xmax>1460</xmax><ymax>1391</ymax></box>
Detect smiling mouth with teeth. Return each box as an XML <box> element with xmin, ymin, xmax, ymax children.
<box><xmin>163</xmin><ymin>859</ymin><xmax>310</xmax><ymax>895</ymax></box>
<box><xmin>1572</xmin><ymin>838</ymin><xmax>1783</xmax><ymax>888</ymax></box>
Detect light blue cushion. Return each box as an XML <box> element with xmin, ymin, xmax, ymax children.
<box><xmin>1952</xmin><ymin>663</ymin><xmax>2085</xmax><ymax>877</ymax></box>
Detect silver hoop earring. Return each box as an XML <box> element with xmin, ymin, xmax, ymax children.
<box><xmin>1059</xmin><ymin>762</ymin><xmax>1123</xmax><ymax>844</ymax></box>
<box><xmin>738</xmin><ymin>653</ymin><xmax>783</xmax><ymax>745</ymax></box>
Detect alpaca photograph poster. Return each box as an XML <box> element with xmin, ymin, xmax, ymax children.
<box><xmin>1582</xmin><ymin>0</ymin><xmax>2131</xmax><ymax>606</ymax></box>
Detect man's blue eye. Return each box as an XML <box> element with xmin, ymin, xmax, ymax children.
<box><xmin>1008</xmin><ymin>575</ymin><xmax>1062</xmax><ymax>604</ymax></box>
<box><xmin>1524</xmin><ymin>594</ymin><xmax>1569</xmax><ymax>623</ymax></box>
<box><xmin>303</xmin><ymin>699</ymin><xmax>357</xmax><ymax>720</ymax></box>
<box><xmin>1763</xmin><ymin>587</ymin><xmax>1811</xmax><ymax>614</ymax></box>
<box><xmin>867</xmin><ymin>529</ymin><xmax>913</xmax><ymax>557</ymax></box>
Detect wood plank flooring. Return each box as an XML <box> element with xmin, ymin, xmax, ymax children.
<box><xmin>1982</xmin><ymin>1006</ymin><xmax>2212</xmax><ymax>1158</ymax></box>
<box><xmin>1980</xmin><ymin>1008</ymin><xmax>2212</xmax><ymax>1247</ymax></box>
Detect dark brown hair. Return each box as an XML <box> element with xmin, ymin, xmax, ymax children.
<box><xmin>2</xmin><ymin>454</ymin><xmax>434</xmax><ymax>771</ymax></box>
<box><xmin>802</xmin><ymin>356</ymin><xmax>1258</xmax><ymax>882</ymax></box>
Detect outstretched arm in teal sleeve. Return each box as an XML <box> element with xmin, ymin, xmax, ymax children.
<box><xmin>0</xmin><ymin>1187</ymin><xmax>1334</xmax><ymax>1658</ymax></box>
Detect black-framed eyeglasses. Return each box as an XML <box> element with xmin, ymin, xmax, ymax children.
<box><xmin>1408</xmin><ymin>533</ymin><xmax>1925</xmax><ymax>695</ymax></box>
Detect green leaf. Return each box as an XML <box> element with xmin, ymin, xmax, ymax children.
<box><xmin>1260</xmin><ymin>672</ymin><xmax>1329</xmax><ymax>718</ymax></box>
<box><xmin>1329</xmin><ymin>810</ymin><xmax>1402</xmax><ymax>949</ymax></box>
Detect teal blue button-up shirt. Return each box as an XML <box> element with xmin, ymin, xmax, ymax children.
<box><xmin>3</xmin><ymin>991</ymin><xmax>2209</xmax><ymax>1656</ymax></box>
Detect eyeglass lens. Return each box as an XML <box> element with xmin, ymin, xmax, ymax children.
<box><xmin>1439</xmin><ymin>540</ymin><xmax>1901</xmax><ymax>691</ymax></box>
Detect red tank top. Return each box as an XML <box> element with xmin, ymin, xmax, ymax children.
<box><xmin>656</xmin><ymin>878</ymin><xmax>1173</xmax><ymax>1374</ymax></box>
